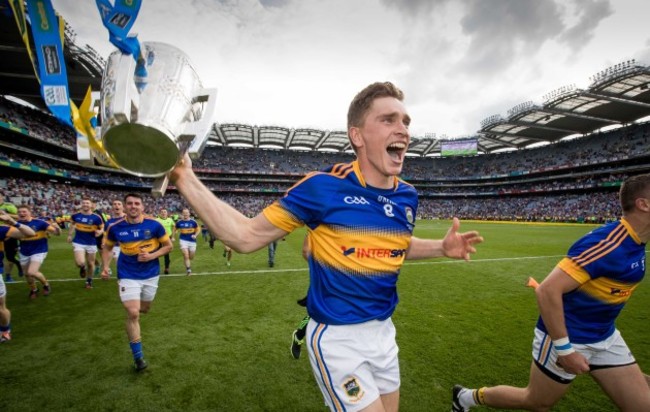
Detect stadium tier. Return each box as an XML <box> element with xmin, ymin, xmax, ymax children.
<box><xmin>1</xmin><ymin>95</ymin><xmax>648</xmax><ymax>223</ymax></box>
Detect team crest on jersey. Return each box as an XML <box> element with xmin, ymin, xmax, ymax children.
<box><xmin>342</xmin><ymin>377</ymin><xmax>364</xmax><ymax>402</ymax></box>
<box><xmin>405</xmin><ymin>206</ymin><xmax>414</xmax><ymax>224</ymax></box>
<box><xmin>144</xmin><ymin>230</ymin><xmax>151</xmax><ymax>239</ymax></box>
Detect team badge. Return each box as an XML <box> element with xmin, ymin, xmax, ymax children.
<box><xmin>405</xmin><ymin>206</ymin><xmax>414</xmax><ymax>224</ymax></box>
<box><xmin>144</xmin><ymin>230</ymin><xmax>152</xmax><ymax>239</ymax></box>
<box><xmin>342</xmin><ymin>377</ymin><xmax>365</xmax><ymax>402</ymax></box>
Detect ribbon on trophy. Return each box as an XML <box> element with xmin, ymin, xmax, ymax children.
<box><xmin>24</xmin><ymin>0</ymin><xmax>72</xmax><ymax>128</ymax></box>
<box><xmin>95</xmin><ymin>0</ymin><xmax>147</xmax><ymax>79</ymax></box>
<box><xmin>70</xmin><ymin>86</ymin><xmax>118</xmax><ymax>168</ymax></box>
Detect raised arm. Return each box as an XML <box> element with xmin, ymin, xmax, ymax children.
<box><xmin>0</xmin><ymin>212</ymin><xmax>36</xmax><ymax>238</ymax></box>
<box><xmin>170</xmin><ymin>155</ymin><xmax>288</xmax><ymax>253</ymax></box>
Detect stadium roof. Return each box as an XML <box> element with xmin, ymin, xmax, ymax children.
<box><xmin>0</xmin><ymin>7</ymin><xmax>104</xmax><ymax>110</ymax></box>
<box><xmin>2</xmin><ymin>5</ymin><xmax>650</xmax><ymax>157</ymax></box>
<box><xmin>209</xmin><ymin>60</ymin><xmax>650</xmax><ymax>156</ymax></box>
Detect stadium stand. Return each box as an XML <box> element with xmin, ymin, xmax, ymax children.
<box><xmin>1</xmin><ymin>11</ymin><xmax>649</xmax><ymax>224</ymax></box>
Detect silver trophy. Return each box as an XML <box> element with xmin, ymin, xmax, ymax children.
<box><xmin>98</xmin><ymin>42</ymin><xmax>217</xmax><ymax>196</ymax></box>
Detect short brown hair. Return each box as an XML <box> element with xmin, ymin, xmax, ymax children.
<box><xmin>620</xmin><ymin>173</ymin><xmax>650</xmax><ymax>213</ymax></box>
<box><xmin>347</xmin><ymin>81</ymin><xmax>404</xmax><ymax>129</ymax></box>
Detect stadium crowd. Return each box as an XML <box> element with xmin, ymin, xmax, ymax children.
<box><xmin>0</xmin><ymin>95</ymin><xmax>648</xmax><ymax>224</ymax></box>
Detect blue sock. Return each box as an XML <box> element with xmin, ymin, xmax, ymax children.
<box><xmin>0</xmin><ymin>323</ymin><xmax>10</xmax><ymax>332</ymax></box>
<box><xmin>130</xmin><ymin>340</ymin><xmax>144</xmax><ymax>360</ymax></box>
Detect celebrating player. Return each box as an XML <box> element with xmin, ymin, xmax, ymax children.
<box><xmin>101</xmin><ymin>193</ymin><xmax>172</xmax><ymax>372</ymax></box>
<box><xmin>452</xmin><ymin>173</ymin><xmax>650</xmax><ymax>411</ymax></box>
<box><xmin>17</xmin><ymin>205</ymin><xmax>60</xmax><ymax>298</ymax></box>
<box><xmin>67</xmin><ymin>198</ymin><xmax>104</xmax><ymax>289</ymax></box>
<box><xmin>175</xmin><ymin>209</ymin><xmax>199</xmax><ymax>275</ymax></box>
<box><xmin>170</xmin><ymin>81</ymin><xmax>483</xmax><ymax>411</ymax></box>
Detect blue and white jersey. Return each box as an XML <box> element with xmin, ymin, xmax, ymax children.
<box><xmin>71</xmin><ymin>212</ymin><xmax>104</xmax><ymax>245</ymax></box>
<box><xmin>263</xmin><ymin>161</ymin><xmax>418</xmax><ymax>325</ymax></box>
<box><xmin>537</xmin><ymin>218</ymin><xmax>646</xmax><ymax>343</ymax></box>
<box><xmin>104</xmin><ymin>217</ymin><xmax>169</xmax><ymax>280</ymax></box>
<box><xmin>176</xmin><ymin>219</ymin><xmax>198</xmax><ymax>242</ymax></box>
<box><xmin>17</xmin><ymin>218</ymin><xmax>51</xmax><ymax>255</ymax></box>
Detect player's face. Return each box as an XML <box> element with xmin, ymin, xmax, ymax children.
<box><xmin>350</xmin><ymin>96</ymin><xmax>410</xmax><ymax>188</ymax></box>
<box><xmin>182</xmin><ymin>210</ymin><xmax>190</xmax><ymax>219</ymax></box>
<box><xmin>81</xmin><ymin>200</ymin><xmax>92</xmax><ymax>212</ymax></box>
<box><xmin>160</xmin><ymin>209</ymin><xmax>168</xmax><ymax>218</ymax></box>
<box><xmin>112</xmin><ymin>201</ymin><xmax>124</xmax><ymax>215</ymax></box>
<box><xmin>124</xmin><ymin>197</ymin><xmax>144</xmax><ymax>219</ymax></box>
<box><xmin>18</xmin><ymin>207</ymin><xmax>31</xmax><ymax>220</ymax></box>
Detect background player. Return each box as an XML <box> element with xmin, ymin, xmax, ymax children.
<box><xmin>0</xmin><ymin>210</ymin><xmax>36</xmax><ymax>341</ymax></box>
<box><xmin>67</xmin><ymin>198</ymin><xmax>104</xmax><ymax>289</ymax></box>
<box><xmin>175</xmin><ymin>209</ymin><xmax>199</xmax><ymax>275</ymax></box>
<box><xmin>104</xmin><ymin>199</ymin><xmax>126</xmax><ymax>277</ymax></box>
<box><xmin>17</xmin><ymin>205</ymin><xmax>60</xmax><ymax>298</ymax></box>
<box><xmin>101</xmin><ymin>193</ymin><xmax>172</xmax><ymax>371</ymax></box>
<box><xmin>155</xmin><ymin>208</ymin><xmax>175</xmax><ymax>275</ymax></box>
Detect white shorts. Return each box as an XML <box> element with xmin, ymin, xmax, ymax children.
<box><xmin>307</xmin><ymin>318</ymin><xmax>400</xmax><ymax>411</ymax></box>
<box><xmin>179</xmin><ymin>239</ymin><xmax>197</xmax><ymax>252</ymax></box>
<box><xmin>532</xmin><ymin>327</ymin><xmax>636</xmax><ymax>383</ymax></box>
<box><xmin>118</xmin><ymin>277</ymin><xmax>159</xmax><ymax>303</ymax></box>
<box><xmin>72</xmin><ymin>242</ymin><xmax>98</xmax><ymax>254</ymax></box>
<box><xmin>19</xmin><ymin>252</ymin><xmax>47</xmax><ymax>266</ymax></box>
<box><xmin>0</xmin><ymin>276</ymin><xmax>5</xmax><ymax>298</ymax></box>
<box><xmin>112</xmin><ymin>246</ymin><xmax>120</xmax><ymax>259</ymax></box>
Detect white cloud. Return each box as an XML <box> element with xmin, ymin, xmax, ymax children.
<box><xmin>52</xmin><ymin>0</ymin><xmax>649</xmax><ymax>138</ymax></box>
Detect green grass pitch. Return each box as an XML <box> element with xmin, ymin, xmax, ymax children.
<box><xmin>1</xmin><ymin>220</ymin><xmax>648</xmax><ymax>411</ymax></box>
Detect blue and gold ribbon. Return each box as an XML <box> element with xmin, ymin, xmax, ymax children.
<box><xmin>25</xmin><ymin>0</ymin><xmax>72</xmax><ymax>127</ymax></box>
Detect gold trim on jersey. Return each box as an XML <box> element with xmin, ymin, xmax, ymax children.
<box><xmin>310</xmin><ymin>224</ymin><xmax>409</xmax><ymax>276</ymax></box>
<box><xmin>559</xmin><ymin>258</ymin><xmax>638</xmax><ymax>305</ymax></box>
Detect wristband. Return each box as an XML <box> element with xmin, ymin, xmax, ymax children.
<box><xmin>553</xmin><ymin>337</ymin><xmax>575</xmax><ymax>356</ymax></box>
<box><xmin>13</xmin><ymin>222</ymin><xmax>21</xmax><ymax>228</ymax></box>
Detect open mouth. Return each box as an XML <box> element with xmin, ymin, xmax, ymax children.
<box><xmin>387</xmin><ymin>141</ymin><xmax>407</xmax><ymax>162</ymax></box>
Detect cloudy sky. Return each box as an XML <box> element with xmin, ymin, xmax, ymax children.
<box><xmin>52</xmin><ymin>0</ymin><xmax>650</xmax><ymax>139</ymax></box>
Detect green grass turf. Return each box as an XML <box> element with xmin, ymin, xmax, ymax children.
<box><xmin>1</xmin><ymin>220</ymin><xmax>648</xmax><ymax>411</ymax></box>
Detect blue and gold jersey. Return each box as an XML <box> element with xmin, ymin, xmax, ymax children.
<box><xmin>263</xmin><ymin>161</ymin><xmax>418</xmax><ymax>325</ymax></box>
<box><xmin>104</xmin><ymin>217</ymin><xmax>169</xmax><ymax>280</ymax></box>
<box><xmin>176</xmin><ymin>219</ymin><xmax>198</xmax><ymax>242</ymax></box>
<box><xmin>537</xmin><ymin>218</ymin><xmax>646</xmax><ymax>343</ymax></box>
<box><xmin>17</xmin><ymin>218</ymin><xmax>51</xmax><ymax>255</ymax></box>
<box><xmin>71</xmin><ymin>212</ymin><xmax>104</xmax><ymax>245</ymax></box>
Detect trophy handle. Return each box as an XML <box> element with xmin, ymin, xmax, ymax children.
<box><xmin>76</xmin><ymin>134</ymin><xmax>94</xmax><ymax>166</ymax></box>
<box><xmin>184</xmin><ymin>87</ymin><xmax>218</xmax><ymax>159</ymax></box>
<box><xmin>151</xmin><ymin>174</ymin><xmax>169</xmax><ymax>199</ymax></box>
<box><xmin>112</xmin><ymin>53</ymin><xmax>141</xmax><ymax>124</ymax></box>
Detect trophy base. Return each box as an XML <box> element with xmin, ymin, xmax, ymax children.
<box><xmin>103</xmin><ymin>123</ymin><xmax>180</xmax><ymax>178</ymax></box>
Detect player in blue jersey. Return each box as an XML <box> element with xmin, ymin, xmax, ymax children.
<box><xmin>103</xmin><ymin>199</ymin><xmax>126</xmax><ymax>278</ymax></box>
<box><xmin>170</xmin><ymin>81</ymin><xmax>483</xmax><ymax>411</ymax></box>
<box><xmin>175</xmin><ymin>209</ymin><xmax>199</xmax><ymax>275</ymax></box>
<box><xmin>0</xmin><ymin>210</ymin><xmax>36</xmax><ymax>342</ymax></box>
<box><xmin>101</xmin><ymin>193</ymin><xmax>172</xmax><ymax>372</ymax></box>
<box><xmin>17</xmin><ymin>205</ymin><xmax>60</xmax><ymax>299</ymax></box>
<box><xmin>67</xmin><ymin>198</ymin><xmax>104</xmax><ymax>289</ymax></box>
<box><xmin>452</xmin><ymin>173</ymin><xmax>650</xmax><ymax>412</ymax></box>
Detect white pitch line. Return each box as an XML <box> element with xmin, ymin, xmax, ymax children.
<box><xmin>4</xmin><ymin>255</ymin><xmax>566</xmax><ymax>284</ymax></box>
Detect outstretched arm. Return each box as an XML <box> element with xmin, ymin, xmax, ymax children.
<box><xmin>170</xmin><ymin>155</ymin><xmax>288</xmax><ymax>253</ymax></box>
<box><xmin>405</xmin><ymin>217</ymin><xmax>483</xmax><ymax>260</ymax></box>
